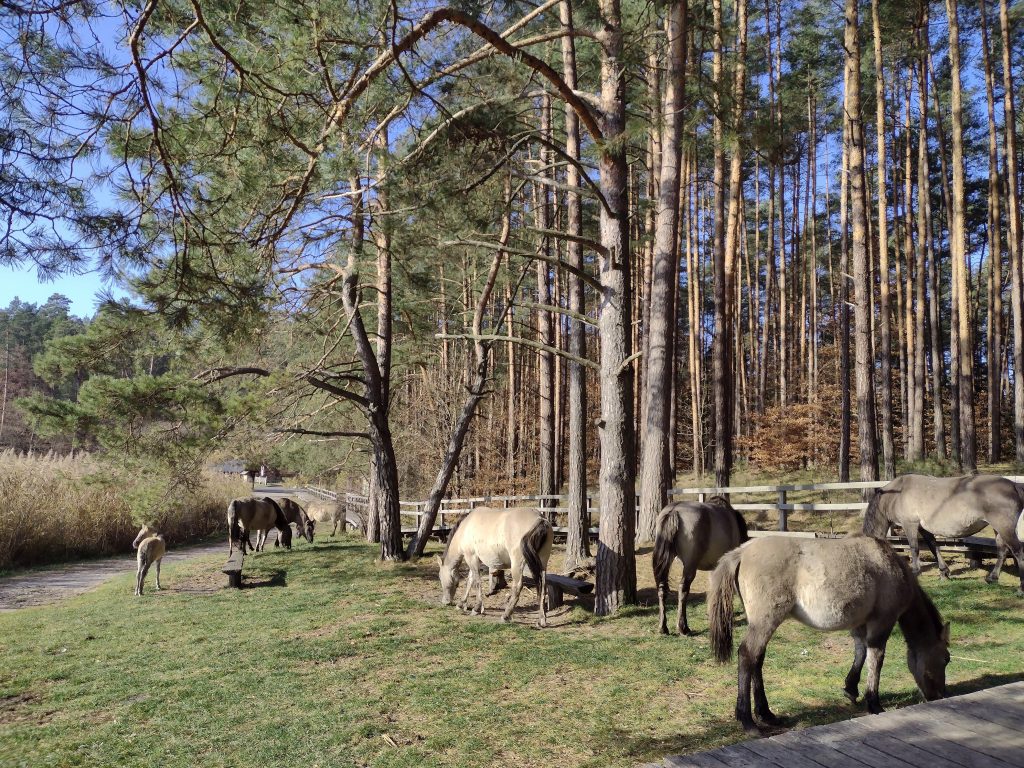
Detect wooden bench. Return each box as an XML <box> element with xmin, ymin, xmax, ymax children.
<box><xmin>222</xmin><ymin>550</ymin><xmax>244</xmax><ymax>588</ymax></box>
<box><xmin>524</xmin><ymin>573</ymin><xmax>594</xmax><ymax>608</ymax></box>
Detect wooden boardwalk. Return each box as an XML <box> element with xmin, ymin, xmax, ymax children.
<box><xmin>648</xmin><ymin>682</ymin><xmax>1024</xmax><ymax>768</ymax></box>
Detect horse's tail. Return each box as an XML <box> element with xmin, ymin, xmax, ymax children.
<box><xmin>227</xmin><ymin>501</ymin><xmax>241</xmax><ymax>556</ymax></box>
<box><xmin>652</xmin><ymin>508</ymin><xmax>679</xmax><ymax>588</ymax></box>
<box><xmin>521</xmin><ymin>516</ymin><xmax>552</xmax><ymax>580</ymax></box>
<box><xmin>708</xmin><ymin>547</ymin><xmax>744</xmax><ymax>663</ymax></box>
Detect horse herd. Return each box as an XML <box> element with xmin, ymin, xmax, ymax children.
<box><xmin>437</xmin><ymin>473</ymin><xmax>1024</xmax><ymax>734</ymax></box>
<box><xmin>129</xmin><ymin>473</ymin><xmax>1024</xmax><ymax>735</ymax></box>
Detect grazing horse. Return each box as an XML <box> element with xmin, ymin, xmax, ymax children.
<box><xmin>863</xmin><ymin>474</ymin><xmax>1024</xmax><ymax>592</ymax></box>
<box><xmin>132</xmin><ymin>525</ymin><xmax>166</xmax><ymax>596</ymax></box>
<box><xmin>251</xmin><ymin>497</ymin><xmax>314</xmax><ymax>550</ymax></box>
<box><xmin>227</xmin><ymin>497</ymin><xmax>292</xmax><ymax>556</ymax></box>
<box><xmin>436</xmin><ymin>507</ymin><xmax>553</xmax><ymax>627</ymax></box>
<box><xmin>653</xmin><ymin>495</ymin><xmax>749</xmax><ymax>636</ymax></box>
<box><xmin>709</xmin><ymin>534</ymin><xmax>949</xmax><ymax>736</ymax></box>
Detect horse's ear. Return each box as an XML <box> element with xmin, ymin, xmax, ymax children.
<box><xmin>941</xmin><ymin>621</ymin><xmax>951</xmax><ymax>644</ymax></box>
<box><xmin>433</xmin><ymin>554</ymin><xmax>443</xmax><ymax>567</ymax></box>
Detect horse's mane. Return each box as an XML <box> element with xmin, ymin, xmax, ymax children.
<box><xmin>899</xmin><ymin>581</ymin><xmax>945</xmax><ymax>647</ymax></box>
<box><xmin>863</xmin><ymin>489</ymin><xmax>898</xmax><ymax>537</ymax></box>
<box><xmin>440</xmin><ymin>514</ymin><xmax>465</xmax><ymax>562</ymax></box>
<box><xmin>264</xmin><ymin>496</ymin><xmax>287</xmax><ymax>527</ymax></box>
<box><xmin>732</xmin><ymin>507</ymin><xmax>749</xmax><ymax>543</ymax></box>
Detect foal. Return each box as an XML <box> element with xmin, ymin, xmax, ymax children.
<box><xmin>132</xmin><ymin>524</ymin><xmax>166</xmax><ymax>596</ymax></box>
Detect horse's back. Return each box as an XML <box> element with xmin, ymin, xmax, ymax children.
<box><xmin>898</xmin><ymin>474</ymin><xmax>1021</xmax><ymax>537</ymax></box>
<box><xmin>453</xmin><ymin>507</ymin><xmax>550</xmax><ymax>570</ymax></box>
<box><xmin>138</xmin><ymin>535</ymin><xmax>166</xmax><ymax>562</ymax></box>
<box><xmin>662</xmin><ymin>501</ymin><xmax>741</xmax><ymax>570</ymax></box>
<box><xmin>737</xmin><ymin>534</ymin><xmax>912</xmax><ymax>632</ymax></box>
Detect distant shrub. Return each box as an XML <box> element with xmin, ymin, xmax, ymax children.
<box><xmin>0</xmin><ymin>451</ymin><xmax>247</xmax><ymax>570</ymax></box>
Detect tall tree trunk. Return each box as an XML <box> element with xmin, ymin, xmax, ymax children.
<box><xmin>871</xmin><ymin>0</ymin><xmax>895</xmax><ymax>476</ymax></box>
<box><xmin>845</xmin><ymin>0</ymin><xmax>879</xmax><ymax>481</ymax></box>
<box><xmin>944</xmin><ymin>0</ymin><xmax>977</xmax><ymax>471</ymax></box>
<box><xmin>1000</xmin><ymin>0</ymin><xmax>1024</xmax><ymax>463</ymax></box>
<box><xmin>561</xmin><ymin>0</ymin><xmax>591</xmax><ymax>570</ymax></box>
<box><xmin>711</xmin><ymin>0</ymin><xmax>730</xmax><ymax>488</ymax></box>
<box><xmin>980</xmin><ymin>0</ymin><xmax>1003</xmax><ymax>462</ymax></box>
<box><xmin>595</xmin><ymin>0</ymin><xmax>637</xmax><ymax>615</ymax></box>
<box><xmin>536</xmin><ymin>96</ymin><xmax>556</xmax><ymax>505</ymax></box>
<box><xmin>638</xmin><ymin>0</ymin><xmax>687</xmax><ymax>543</ymax></box>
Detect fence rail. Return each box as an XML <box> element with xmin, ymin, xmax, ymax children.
<box><xmin>304</xmin><ymin>476</ymin><xmax>1024</xmax><ymax>533</ymax></box>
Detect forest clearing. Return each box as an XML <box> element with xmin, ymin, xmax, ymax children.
<box><xmin>1</xmin><ymin>532</ymin><xmax>1023</xmax><ymax>768</ymax></box>
<box><xmin>5</xmin><ymin>0</ymin><xmax>1024</xmax><ymax>763</ymax></box>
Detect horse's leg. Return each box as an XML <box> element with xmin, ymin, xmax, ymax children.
<box><xmin>136</xmin><ymin>561</ymin><xmax>150</xmax><ymax>596</ymax></box>
<box><xmin>502</xmin><ymin>561</ymin><xmax>526</xmax><ymax>623</ymax></box>
<box><xmin>475</xmin><ymin>563</ymin><xmax>485</xmax><ymax>615</ymax></box>
<box><xmin>985</xmin><ymin>532</ymin><xmax>1009</xmax><ymax>584</ymax></box>
<box><xmin>657</xmin><ymin>558</ymin><xmax>671</xmax><ymax>635</ymax></box>
<box><xmin>155</xmin><ymin>559</ymin><xmax>162</xmax><ymax>591</ymax></box>
<box><xmin>862</xmin><ymin>623</ymin><xmax>893</xmax><ymax>715</ymax></box>
<box><xmin>918</xmin><ymin>527</ymin><xmax>950</xmax><ymax>578</ymax></box>
<box><xmin>486</xmin><ymin>570</ymin><xmax>507</xmax><ymax>596</ymax></box>
<box><xmin>135</xmin><ymin>563</ymin><xmax>144</xmax><ymax>596</ymax></box>
<box><xmin>844</xmin><ymin>626</ymin><xmax>868</xmax><ymax>703</ymax></box>
<box><xmin>537</xmin><ymin>567</ymin><xmax>547</xmax><ymax>628</ymax></box>
<box><xmin>904</xmin><ymin>522</ymin><xmax>923</xmax><ymax>575</ymax></box>
<box><xmin>736</xmin><ymin>624</ymin><xmax>774</xmax><ymax>735</ymax></box>
<box><xmin>1002</xmin><ymin>530</ymin><xmax>1024</xmax><ymax>594</ymax></box>
<box><xmin>677</xmin><ymin>564</ymin><xmax>697</xmax><ymax>636</ymax></box>
<box><xmin>458</xmin><ymin>571</ymin><xmax>473</xmax><ymax>611</ymax></box>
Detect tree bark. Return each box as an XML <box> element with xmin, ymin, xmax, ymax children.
<box><xmin>845</xmin><ymin>0</ymin><xmax>879</xmax><ymax>481</ymax></box>
<box><xmin>944</xmin><ymin>0</ymin><xmax>977</xmax><ymax>471</ymax></box>
<box><xmin>560</xmin><ymin>0</ymin><xmax>590</xmax><ymax>571</ymax></box>
<box><xmin>594</xmin><ymin>0</ymin><xmax>637</xmax><ymax>615</ymax></box>
<box><xmin>638</xmin><ymin>0</ymin><xmax>688</xmax><ymax>544</ymax></box>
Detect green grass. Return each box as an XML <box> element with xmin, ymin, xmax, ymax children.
<box><xmin>1</xmin><ymin>536</ymin><xmax>1023</xmax><ymax>768</ymax></box>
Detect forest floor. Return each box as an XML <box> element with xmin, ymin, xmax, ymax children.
<box><xmin>1</xmin><ymin>532</ymin><xmax>1022</xmax><ymax>768</ymax></box>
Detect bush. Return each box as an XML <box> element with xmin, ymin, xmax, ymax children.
<box><xmin>0</xmin><ymin>451</ymin><xmax>248</xmax><ymax>570</ymax></box>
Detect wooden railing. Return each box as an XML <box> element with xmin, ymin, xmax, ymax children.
<box><xmin>305</xmin><ymin>476</ymin><xmax>1024</xmax><ymax>533</ymax></box>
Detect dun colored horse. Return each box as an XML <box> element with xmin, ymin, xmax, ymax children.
<box><xmin>132</xmin><ymin>524</ymin><xmax>166</xmax><ymax>596</ymax></box>
<box><xmin>436</xmin><ymin>507</ymin><xmax>553</xmax><ymax>627</ymax></box>
<box><xmin>227</xmin><ymin>497</ymin><xmax>292</xmax><ymax>556</ymax></box>
<box><xmin>251</xmin><ymin>497</ymin><xmax>314</xmax><ymax>550</ymax></box>
<box><xmin>709</xmin><ymin>534</ymin><xmax>949</xmax><ymax>735</ymax></box>
<box><xmin>863</xmin><ymin>474</ymin><xmax>1024</xmax><ymax>592</ymax></box>
<box><xmin>653</xmin><ymin>495</ymin><xmax>748</xmax><ymax>636</ymax></box>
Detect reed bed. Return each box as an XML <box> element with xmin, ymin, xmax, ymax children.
<box><xmin>0</xmin><ymin>451</ymin><xmax>247</xmax><ymax>571</ymax></box>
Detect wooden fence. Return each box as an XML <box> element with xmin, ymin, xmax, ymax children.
<box><xmin>304</xmin><ymin>476</ymin><xmax>1024</xmax><ymax>533</ymax></box>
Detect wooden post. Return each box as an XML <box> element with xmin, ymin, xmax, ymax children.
<box><xmin>778</xmin><ymin>489</ymin><xmax>788</xmax><ymax>531</ymax></box>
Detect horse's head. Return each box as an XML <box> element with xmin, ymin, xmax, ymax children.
<box><xmin>863</xmin><ymin>489</ymin><xmax>896</xmax><ymax>537</ymax></box>
<box><xmin>305</xmin><ymin>518</ymin><xmax>316</xmax><ymax>544</ymax></box>
<box><xmin>132</xmin><ymin>525</ymin><xmax>158</xmax><ymax>549</ymax></box>
<box><xmin>907</xmin><ymin>620</ymin><xmax>950</xmax><ymax>701</ymax></box>
<box><xmin>435</xmin><ymin>554</ymin><xmax>459</xmax><ymax>605</ymax></box>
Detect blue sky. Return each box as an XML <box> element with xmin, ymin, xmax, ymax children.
<box><xmin>0</xmin><ymin>263</ymin><xmax>122</xmax><ymax>318</ymax></box>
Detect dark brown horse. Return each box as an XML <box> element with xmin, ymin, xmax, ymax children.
<box><xmin>652</xmin><ymin>495</ymin><xmax>748</xmax><ymax>635</ymax></box>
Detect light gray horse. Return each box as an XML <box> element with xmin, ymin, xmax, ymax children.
<box><xmin>652</xmin><ymin>495</ymin><xmax>748</xmax><ymax>635</ymax></box>
<box><xmin>227</xmin><ymin>497</ymin><xmax>292</xmax><ymax>556</ymax></box>
<box><xmin>436</xmin><ymin>507</ymin><xmax>553</xmax><ymax>627</ymax></box>
<box><xmin>709</xmin><ymin>534</ymin><xmax>949</xmax><ymax>735</ymax></box>
<box><xmin>863</xmin><ymin>474</ymin><xmax>1024</xmax><ymax>592</ymax></box>
<box><xmin>132</xmin><ymin>524</ymin><xmax>166</xmax><ymax>596</ymax></box>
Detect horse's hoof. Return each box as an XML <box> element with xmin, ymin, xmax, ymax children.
<box><xmin>866</xmin><ymin>701</ymin><xmax>885</xmax><ymax>715</ymax></box>
<box><xmin>742</xmin><ymin>723</ymin><xmax>765</xmax><ymax>738</ymax></box>
<box><xmin>659</xmin><ymin>625</ymin><xmax>669</xmax><ymax>636</ymax></box>
<box><xmin>501</xmin><ymin>615</ymin><xmax>511</xmax><ymax>623</ymax></box>
<box><xmin>679</xmin><ymin>627</ymin><xmax>693</xmax><ymax>636</ymax></box>
<box><xmin>842</xmin><ymin>687</ymin><xmax>858</xmax><ymax>704</ymax></box>
<box><xmin>985</xmin><ymin>574</ymin><xmax>999</xmax><ymax>584</ymax></box>
<box><xmin>537</xmin><ymin>620</ymin><xmax>547</xmax><ymax>629</ymax></box>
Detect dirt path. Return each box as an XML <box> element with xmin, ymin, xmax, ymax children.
<box><xmin>0</xmin><ymin>487</ymin><xmax>315</xmax><ymax>611</ymax></box>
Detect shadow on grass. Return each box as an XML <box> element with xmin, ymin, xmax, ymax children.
<box><xmin>947</xmin><ymin>670</ymin><xmax>1024</xmax><ymax>696</ymax></box>
<box><xmin>244</xmin><ymin>568</ymin><xmax>287</xmax><ymax>589</ymax></box>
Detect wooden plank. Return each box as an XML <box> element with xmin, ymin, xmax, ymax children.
<box><xmin>895</xmin><ymin>714</ymin><xmax>1019</xmax><ymax>768</ymax></box>
<box><xmin>713</xmin><ymin>743</ymin><xmax>780</xmax><ymax>767</ymax></box>
<box><xmin>740</xmin><ymin>734</ymin><xmax>836</xmax><ymax>768</ymax></box>
<box><xmin>799</xmin><ymin>719</ymin><xmax>905</xmax><ymax>768</ymax></box>
<box><xmin>941</xmin><ymin>694</ymin><xmax>1024</xmax><ymax>733</ymax></box>
<box><xmin>664</xmin><ymin>752</ymin><xmax>733</xmax><ymax>768</ymax></box>
<box><xmin>769</xmin><ymin>729</ymin><xmax>870</xmax><ymax>768</ymax></box>
<box><xmin>922</xmin><ymin>706</ymin><xmax>1024</xmax><ymax>767</ymax></box>
<box><xmin>829</xmin><ymin>716</ymin><xmax>970</xmax><ymax>768</ymax></box>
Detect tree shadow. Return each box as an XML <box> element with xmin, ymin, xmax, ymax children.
<box><xmin>243</xmin><ymin>568</ymin><xmax>287</xmax><ymax>589</ymax></box>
